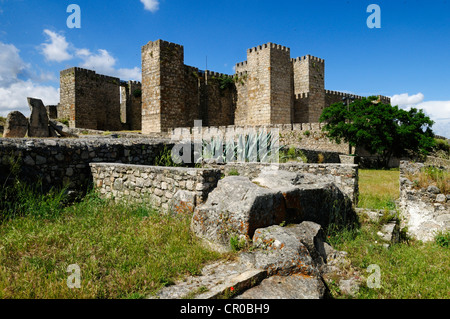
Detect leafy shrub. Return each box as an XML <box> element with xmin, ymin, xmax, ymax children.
<box><xmin>435</xmin><ymin>231</ymin><xmax>450</xmax><ymax>248</ymax></box>
<box><xmin>154</xmin><ymin>145</ymin><xmax>181</xmax><ymax>167</ymax></box>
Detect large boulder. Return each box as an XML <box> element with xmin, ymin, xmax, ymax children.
<box><xmin>247</xmin><ymin>224</ymin><xmax>318</xmax><ymax>276</ymax></box>
<box><xmin>27</xmin><ymin>97</ymin><xmax>49</xmax><ymax>137</ymax></box>
<box><xmin>3</xmin><ymin>111</ymin><xmax>28</xmax><ymax>138</ymax></box>
<box><xmin>191</xmin><ymin>176</ymin><xmax>287</xmax><ymax>252</ymax></box>
<box><xmin>253</xmin><ymin>168</ymin><xmax>357</xmax><ymax>230</ymax></box>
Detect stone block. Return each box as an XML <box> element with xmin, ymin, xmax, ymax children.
<box><xmin>3</xmin><ymin>111</ymin><xmax>28</xmax><ymax>138</ymax></box>
<box><xmin>191</xmin><ymin>176</ymin><xmax>286</xmax><ymax>252</ymax></box>
<box><xmin>28</xmin><ymin>97</ymin><xmax>49</xmax><ymax>138</ymax></box>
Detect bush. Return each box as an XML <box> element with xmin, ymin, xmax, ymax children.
<box><xmin>435</xmin><ymin>231</ymin><xmax>450</xmax><ymax>248</ymax></box>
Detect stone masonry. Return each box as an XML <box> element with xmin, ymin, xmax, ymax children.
<box><xmin>59</xmin><ymin>68</ymin><xmax>141</xmax><ymax>131</ymax></box>
<box><xmin>141</xmin><ymin>39</ymin><xmax>391</xmax><ymax>133</ymax></box>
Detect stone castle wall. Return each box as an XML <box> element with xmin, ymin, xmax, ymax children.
<box><xmin>141</xmin><ymin>40</ymin><xmax>237</xmax><ymax>134</ymax></box>
<box><xmin>58</xmin><ymin>40</ymin><xmax>390</xmax><ymax>135</ymax></box>
<box><xmin>60</xmin><ymin>68</ymin><xmax>141</xmax><ymax>132</ymax></box>
<box><xmin>141</xmin><ymin>40</ymin><xmax>391</xmax><ymax>133</ymax></box>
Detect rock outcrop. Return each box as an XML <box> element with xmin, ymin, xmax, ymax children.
<box><xmin>152</xmin><ymin>221</ymin><xmax>352</xmax><ymax>299</ymax></box>
<box><xmin>28</xmin><ymin>97</ymin><xmax>50</xmax><ymax>138</ymax></box>
<box><xmin>191</xmin><ymin>168</ymin><xmax>356</xmax><ymax>252</ymax></box>
<box><xmin>3</xmin><ymin>111</ymin><xmax>28</xmax><ymax>138</ymax></box>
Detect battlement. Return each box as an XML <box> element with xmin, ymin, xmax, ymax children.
<box><xmin>142</xmin><ymin>39</ymin><xmax>184</xmax><ymax>53</ymax></box>
<box><xmin>295</xmin><ymin>93</ymin><xmax>310</xmax><ymax>99</ymax></box>
<box><xmin>247</xmin><ymin>42</ymin><xmax>290</xmax><ymax>54</ymax></box>
<box><xmin>377</xmin><ymin>95</ymin><xmax>391</xmax><ymax>104</ymax></box>
<box><xmin>60</xmin><ymin>67</ymin><xmax>120</xmax><ymax>82</ymax></box>
<box><xmin>127</xmin><ymin>80</ymin><xmax>141</xmax><ymax>86</ymax></box>
<box><xmin>291</xmin><ymin>55</ymin><xmax>325</xmax><ymax>64</ymax></box>
<box><xmin>325</xmin><ymin>90</ymin><xmax>363</xmax><ymax>100</ymax></box>
<box><xmin>203</xmin><ymin>70</ymin><xmax>232</xmax><ymax>78</ymax></box>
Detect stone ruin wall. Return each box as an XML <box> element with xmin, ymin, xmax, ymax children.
<box><xmin>399</xmin><ymin>161</ymin><xmax>449</xmax><ymax>242</ymax></box>
<box><xmin>90</xmin><ymin>161</ymin><xmax>359</xmax><ymax>213</ymax></box>
<box><xmin>0</xmin><ymin>138</ymin><xmax>172</xmax><ymax>191</ymax></box>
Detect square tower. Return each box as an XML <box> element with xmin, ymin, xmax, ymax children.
<box><xmin>141</xmin><ymin>40</ymin><xmax>185</xmax><ymax>133</ymax></box>
<box><xmin>292</xmin><ymin>55</ymin><xmax>326</xmax><ymax>122</ymax></box>
<box><xmin>245</xmin><ymin>43</ymin><xmax>293</xmax><ymax>125</ymax></box>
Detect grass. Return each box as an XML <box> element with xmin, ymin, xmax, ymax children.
<box><xmin>407</xmin><ymin>166</ymin><xmax>449</xmax><ymax>194</ymax></box>
<box><xmin>328</xmin><ymin>221</ymin><xmax>450</xmax><ymax>299</ymax></box>
<box><xmin>0</xmin><ymin>186</ymin><xmax>220</xmax><ymax>299</ymax></box>
<box><xmin>1</xmin><ymin>165</ymin><xmax>448</xmax><ymax>299</ymax></box>
<box><xmin>329</xmin><ymin>168</ymin><xmax>450</xmax><ymax>299</ymax></box>
<box><xmin>358</xmin><ymin>169</ymin><xmax>400</xmax><ymax>210</ymax></box>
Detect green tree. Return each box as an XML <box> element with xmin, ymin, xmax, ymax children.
<box><xmin>320</xmin><ymin>96</ymin><xmax>435</xmax><ymax>168</ymax></box>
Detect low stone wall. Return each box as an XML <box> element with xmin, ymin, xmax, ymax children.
<box><xmin>205</xmin><ymin>162</ymin><xmax>359</xmax><ymax>205</ymax></box>
<box><xmin>0</xmin><ymin>137</ymin><xmax>173</xmax><ymax>191</ymax></box>
<box><xmin>90</xmin><ymin>163</ymin><xmax>222</xmax><ymax>213</ymax></box>
<box><xmin>399</xmin><ymin>161</ymin><xmax>449</xmax><ymax>242</ymax></box>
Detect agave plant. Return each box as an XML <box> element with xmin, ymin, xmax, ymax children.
<box><xmin>199</xmin><ymin>129</ymin><xmax>281</xmax><ymax>164</ymax></box>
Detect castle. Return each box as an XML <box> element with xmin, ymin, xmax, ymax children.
<box><xmin>58</xmin><ymin>40</ymin><xmax>390</xmax><ymax>133</ymax></box>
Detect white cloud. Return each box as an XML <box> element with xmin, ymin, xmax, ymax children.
<box><xmin>0</xmin><ymin>42</ymin><xmax>28</xmax><ymax>86</ymax></box>
<box><xmin>76</xmin><ymin>48</ymin><xmax>141</xmax><ymax>81</ymax></box>
<box><xmin>391</xmin><ymin>92</ymin><xmax>450</xmax><ymax>138</ymax></box>
<box><xmin>391</xmin><ymin>92</ymin><xmax>425</xmax><ymax>108</ymax></box>
<box><xmin>0</xmin><ymin>41</ymin><xmax>59</xmax><ymax>117</ymax></box>
<box><xmin>41</xmin><ymin>29</ymin><xmax>72</xmax><ymax>62</ymax></box>
<box><xmin>0</xmin><ymin>81</ymin><xmax>59</xmax><ymax>117</ymax></box>
<box><xmin>140</xmin><ymin>0</ymin><xmax>160</xmax><ymax>12</ymax></box>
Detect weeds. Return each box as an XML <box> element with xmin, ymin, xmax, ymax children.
<box><xmin>407</xmin><ymin>166</ymin><xmax>449</xmax><ymax>194</ymax></box>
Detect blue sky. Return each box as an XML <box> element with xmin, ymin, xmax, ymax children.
<box><xmin>0</xmin><ymin>0</ymin><xmax>449</xmax><ymax>136</ymax></box>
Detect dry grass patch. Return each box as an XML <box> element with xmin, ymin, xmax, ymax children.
<box><xmin>358</xmin><ymin>169</ymin><xmax>400</xmax><ymax>209</ymax></box>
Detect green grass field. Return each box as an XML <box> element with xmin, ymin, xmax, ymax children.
<box><xmin>0</xmin><ymin>169</ymin><xmax>448</xmax><ymax>299</ymax></box>
<box><xmin>358</xmin><ymin>169</ymin><xmax>400</xmax><ymax>210</ymax></box>
<box><xmin>0</xmin><ymin>190</ymin><xmax>220</xmax><ymax>299</ymax></box>
<box><xmin>328</xmin><ymin>169</ymin><xmax>450</xmax><ymax>299</ymax></box>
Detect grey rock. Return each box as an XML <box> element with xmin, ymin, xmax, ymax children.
<box><xmin>339</xmin><ymin>278</ymin><xmax>360</xmax><ymax>297</ymax></box>
<box><xmin>191</xmin><ymin>176</ymin><xmax>286</xmax><ymax>252</ymax></box>
<box><xmin>379</xmin><ymin>221</ymin><xmax>400</xmax><ymax>244</ymax></box>
<box><xmin>151</xmin><ymin>258</ymin><xmax>266</xmax><ymax>299</ymax></box>
<box><xmin>49</xmin><ymin>120</ymin><xmax>79</xmax><ymax>138</ymax></box>
<box><xmin>3</xmin><ymin>111</ymin><xmax>28</xmax><ymax>138</ymax></box>
<box><xmin>427</xmin><ymin>185</ymin><xmax>441</xmax><ymax>194</ymax></box>
<box><xmin>27</xmin><ymin>97</ymin><xmax>49</xmax><ymax>138</ymax></box>
<box><xmin>251</xmin><ymin>224</ymin><xmax>317</xmax><ymax>276</ymax></box>
<box><xmin>285</xmin><ymin>221</ymin><xmax>329</xmax><ymax>265</ymax></box>
<box><xmin>236</xmin><ymin>274</ymin><xmax>326</xmax><ymax>299</ymax></box>
<box><xmin>436</xmin><ymin>194</ymin><xmax>446</xmax><ymax>203</ymax></box>
<box><xmin>170</xmin><ymin>190</ymin><xmax>197</xmax><ymax>215</ymax></box>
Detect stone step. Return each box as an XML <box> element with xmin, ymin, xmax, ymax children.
<box><xmin>150</xmin><ymin>259</ymin><xmax>266</xmax><ymax>299</ymax></box>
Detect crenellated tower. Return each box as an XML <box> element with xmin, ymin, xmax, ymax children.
<box><xmin>292</xmin><ymin>55</ymin><xmax>326</xmax><ymax>123</ymax></box>
<box><xmin>236</xmin><ymin>43</ymin><xmax>293</xmax><ymax>125</ymax></box>
<box><xmin>141</xmin><ymin>40</ymin><xmax>185</xmax><ymax>134</ymax></box>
